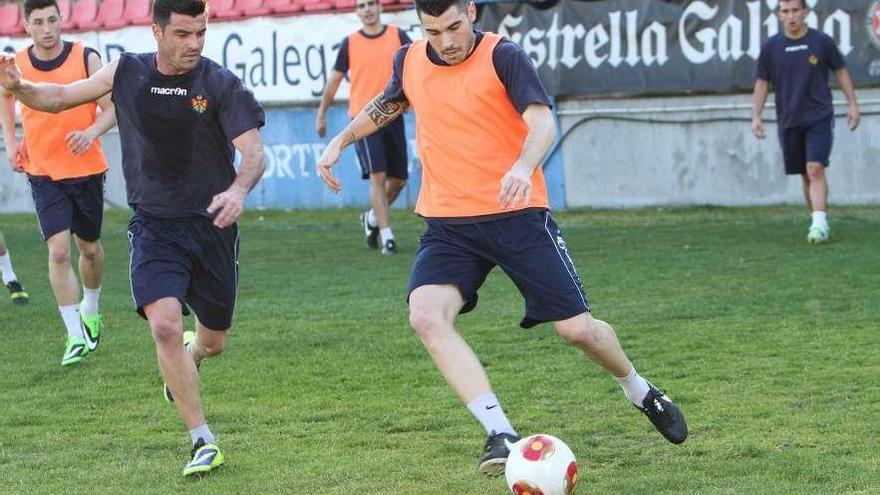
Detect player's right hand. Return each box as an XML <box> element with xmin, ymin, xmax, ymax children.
<box><xmin>0</xmin><ymin>54</ymin><xmax>22</xmax><ymax>91</ymax></box>
<box><xmin>6</xmin><ymin>141</ymin><xmax>22</xmax><ymax>172</ymax></box>
<box><xmin>751</xmin><ymin>117</ymin><xmax>765</xmax><ymax>139</ymax></box>
<box><xmin>315</xmin><ymin>115</ymin><xmax>327</xmax><ymax>138</ymax></box>
<box><xmin>317</xmin><ymin>141</ymin><xmax>342</xmax><ymax>193</ymax></box>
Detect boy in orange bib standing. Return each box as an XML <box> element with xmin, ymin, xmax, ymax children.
<box><xmin>0</xmin><ymin>0</ymin><xmax>115</xmax><ymax>366</ymax></box>
<box><xmin>318</xmin><ymin>0</ymin><xmax>688</xmax><ymax>476</ymax></box>
<box><xmin>316</xmin><ymin>0</ymin><xmax>411</xmax><ymax>255</ymax></box>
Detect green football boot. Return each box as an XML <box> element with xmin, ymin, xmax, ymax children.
<box><xmin>62</xmin><ymin>336</ymin><xmax>89</xmax><ymax>366</ymax></box>
<box><xmin>807</xmin><ymin>225</ymin><xmax>829</xmax><ymax>245</ymax></box>
<box><xmin>80</xmin><ymin>303</ymin><xmax>103</xmax><ymax>352</ymax></box>
<box><xmin>6</xmin><ymin>280</ymin><xmax>28</xmax><ymax>305</ymax></box>
<box><xmin>183</xmin><ymin>439</ymin><xmax>224</xmax><ymax>477</ymax></box>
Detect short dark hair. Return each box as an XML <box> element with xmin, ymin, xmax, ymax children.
<box><xmin>414</xmin><ymin>0</ymin><xmax>467</xmax><ymax>17</ymax></box>
<box><xmin>153</xmin><ymin>0</ymin><xmax>207</xmax><ymax>28</ymax></box>
<box><xmin>23</xmin><ymin>0</ymin><xmax>60</xmax><ymax>20</ymax></box>
<box><xmin>779</xmin><ymin>0</ymin><xmax>808</xmax><ymax>10</ymax></box>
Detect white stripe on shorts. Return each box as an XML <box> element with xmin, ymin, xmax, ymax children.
<box><xmin>542</xmin><ymin>212</ymin><xmax>588</xmax><ymax>310</ymax></box>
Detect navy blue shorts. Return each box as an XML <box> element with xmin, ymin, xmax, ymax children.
<box><xmin>354</xmin><ymin>117</ymin><xmax>408</xmax><ymax>180</ymax></box>
<box><xmin>27</xmin><ymin>173</ymin><xmax>104</xmax><ymax>242</ymax></box>
<box><xmin>127</xmin><ymin>213</ymin><xmax>239</xmax><ymax>330</ymax></box>
<box><xmin>408</xmin><ymin>210</ymin><xmax>591</xmax><ymax>328</ymax></box>
<box><xmin>779</xmin><ymin>114</ymin><xmax>834</xmax><ymax>175</ymax></box>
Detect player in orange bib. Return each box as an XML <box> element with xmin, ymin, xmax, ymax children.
<box><xmin>316</xmin><ymin>0</ymin><xmax>411</xmax><ymax>254</ymax></box>
<box><xmin>318</xmin><ymin>0</ymin><xmax>688</xmax><ymax>476</ymax></box>
<box><xmin>0</xmin><ymin>0</ymin><xmax>115</xmax><ymax>366</ymax></box>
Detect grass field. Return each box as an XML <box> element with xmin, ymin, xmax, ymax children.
<box><xmin>0</xmin><ymin>206</ymin><xmax>878</xmax><ymax>495</ymax></box>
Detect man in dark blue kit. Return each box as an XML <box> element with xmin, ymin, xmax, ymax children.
<box><xmin>752</xmin><ymin>0</ymin><xmax>860</xmax><ymax>244</ymax></box>
<box><xmin>0</xmin><ymin>0</ymin><xmax>266</xmax><ymax>476</ymax></box>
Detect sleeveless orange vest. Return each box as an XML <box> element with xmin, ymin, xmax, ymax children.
<box><xmin>16</xmin><ymin>41</ymin><xmax>108</xmax><ymax>180</ymax></box>
<box><xmin>347</xmin><ymin>25</ymin><xmax>401</xmax><ymax>118</ymax></box>
<box><xmin>402</xmin><ymin>34</ymin><xmax>549</xmax><ymax>218</ymax></box>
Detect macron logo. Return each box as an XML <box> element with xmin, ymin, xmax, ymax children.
<box><xmin>151</xmin><ymin>86</ymin><xmax>188</xmax><ymax>96</ymax></box>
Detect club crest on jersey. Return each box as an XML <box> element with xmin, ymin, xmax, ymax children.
<box><xmin>191</xmin><ymin>95</ymin><xmax>208</xmax><ymax>113</ymax></box>
<box><xmin>808</xmin><ymin>54</ymin><xmax>819</xmax><ymax>65</ymax></box>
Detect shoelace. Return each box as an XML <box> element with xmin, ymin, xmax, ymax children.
<box><xmin>645</xmin><ymin>388</ymin><xmax>670</xmax><ymax>414</ymax></box>
<box><xmin>484</xmin><ymin>433</ymin><xmax>517</xmax><ymax>451</ymax></box>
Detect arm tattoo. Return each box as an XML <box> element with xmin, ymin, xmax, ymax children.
<box><xmin>366</xmin><ymin>94</ymin><xmax>409</xmax><ymax>128</ymax></box>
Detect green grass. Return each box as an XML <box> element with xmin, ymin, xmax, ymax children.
<box><xmin>0</xmin><ymin>206</ymin><xmax>878</xmax><ymax>495</ymax></box>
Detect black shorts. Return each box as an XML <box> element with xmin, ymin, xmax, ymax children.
<box><xmin>408</xmin><ymin>210</ymin><xmax>591</xmax><ymax>328</ymax></box>
<box><xmin>28</xmin><ymin>173</ymin><xmax>105</xmax><ymax>242</ymax></box>
<box><xmin>779</xmin><ymin>114</ymin><xmax>834</xmax><ymax>175</ymax></box>
<box><xmin>127</xmin><ymin>213</ymin><xmax>239</xmax><ymax>330</ymax></box>
<box><xmin>354</xmin><ymin>117</ymin><xmax>408</xmax><ymax>180</ymax></box>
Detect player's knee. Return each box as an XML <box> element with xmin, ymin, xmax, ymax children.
<box><xmin>48</xmin><ymin>245</ymin><xmax>72</xmax><ymax>266</ymax></box>
<box><xmin>409</xmin><ymin>306</ymin><xmax>447</xmax><ymax>339</ymax></box>
<box><xmin>370</xmin><ymin>172</ymin><xmax>388</xmax><ymax>186</ymax></box>
<box><xmin>389</xmin><ymin>178</ymin><xmax>406</xmax><ymax>190</ymax></box>
<box><xmin>557</xmin><ymin>314</ymin><xmax>608</xmax><ymax>349</ymax></box>
<box><xmin>806</xmin><ymin>163</ymin><xmax>825</xmax><ymax>180</ymax></box>
<box><xmin>149</xmin><ymin>317</ymin><xmax>183</xmax><ymax>346</ymax></box>
<box><xmin>78</xmin><ymin>242</ymin><xmax>102</xmax><ymax>262</ymax></box>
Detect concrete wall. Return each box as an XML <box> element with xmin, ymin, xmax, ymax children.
<box><xmin>557</xmin><ymin>88</ymin><xmax>880</xmax><ymax>208</ymax></box>
<box><xmin>2</xmin><ymin>88</ymin><xmax>878</xmax><ymax>212</ymax></box>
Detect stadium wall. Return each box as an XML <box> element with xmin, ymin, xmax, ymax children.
<box><xmin>556</xmin><ymin>90</ymin><xmax>880</xmax><ymax>208</ymax></box>
<box><xmin>1</xmin><ymin>4</ymin><xmax>878</xmax><ymax>212</ymax></box>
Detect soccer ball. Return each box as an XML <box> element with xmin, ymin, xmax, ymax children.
<box><xmin>504</xmin><ymin>434</ymin><xmax>579</xmax><ymax>495</ymax></box>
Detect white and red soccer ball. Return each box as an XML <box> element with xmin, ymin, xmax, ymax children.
<box><xmin>504</xmin><ymin>434</ymin><xmax>579</xmax><ymax>495</ymax></box>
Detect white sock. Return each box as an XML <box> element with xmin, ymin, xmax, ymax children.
<box><xmin>811</xmin><ymin>210</ymin><xmax>828</xmax><ymax>229</ymax></box>
<box><xmin>466</xmin><ymin>393</ymin><xmax>517</xmax><ymax>436</ymax></box>
<box><xmin>59</xmin><ymin>304</ymin><xmax>84</xmax><ymax>339</ymax></box>
<box><xmin>185</xmin><ymin>337</ymin><xmax>204</xmax><ymax>366</ymax></box>
<box><xmin>380</xmin><ymin>228</ymin><xmax>394</xmax><ymax>245</ymax></box>
<box><xmin>81</xmin><ymin>286</ymin><xmax>101</xmax><ymax>317</ymax></box>
<box><xmin>0</xmin><ymin>252</ymin><xmax>17</xmax><ymax>284</ymax></box>
<box><xmin>189</xmin><ymin>423</ymin><xmax>215</xmax><ymax>446</ymax></box>
<box><xmin>367</xmin><ymin>209</ymin><xmax>377</xmax><ymax>227</ymax></box>
<box><xmin>614</xmin><ymin>368</ymin><xmax>651</xmax><ymax>407</ymax></box>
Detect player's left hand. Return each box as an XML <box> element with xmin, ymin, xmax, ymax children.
<box><xmin>317</xmin><ymin>140</ymin><xmax>343</xmax><ymax>193</ymax></box>
<box><xmin>207</xmin><ymin>186</ymin><xmax>246</xmax><ymax>228</ymax></box>
<box><xmin>499</xmin><ymin>161</ymin><xmax>533</xmax><ymax>209</ymax></box>
<box><xmin>848</xmin><ymin>105</ymin><xmax>860</xmax><ymax>131</ymax></box>
<box><xmin>65</xmin><ymin>129</ymin><xmax>96</xmax><ymax>156</ymax></box>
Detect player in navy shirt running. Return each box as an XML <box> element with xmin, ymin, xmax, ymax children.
<box><xmin>752</xmin><ymin>0</ymin><xmax>860</xmax><ymax>244</ymax></box>
<box><xmin>0</xmin><ymin>0</ymin><xmax>266</xmax><ymax>477</ymax></box>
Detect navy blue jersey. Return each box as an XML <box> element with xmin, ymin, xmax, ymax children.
<box><xmin>333</xmin><ymin>25</ymin><xmax>412</xmax><ymax>73</ymax></box>
<box><xmin>756</xmin><ymin>28</ymin><xmax>846</xmax><ymax>129</ymax></box>
<box><xmin>111</xmin><ymin>53</ymin><xmax>265</xmax><ymax>218</ymax></box>
<box><xmin>384</xmin><ymin>31</ymin><xmax>551</xmax><ymax>114</ymax></box>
